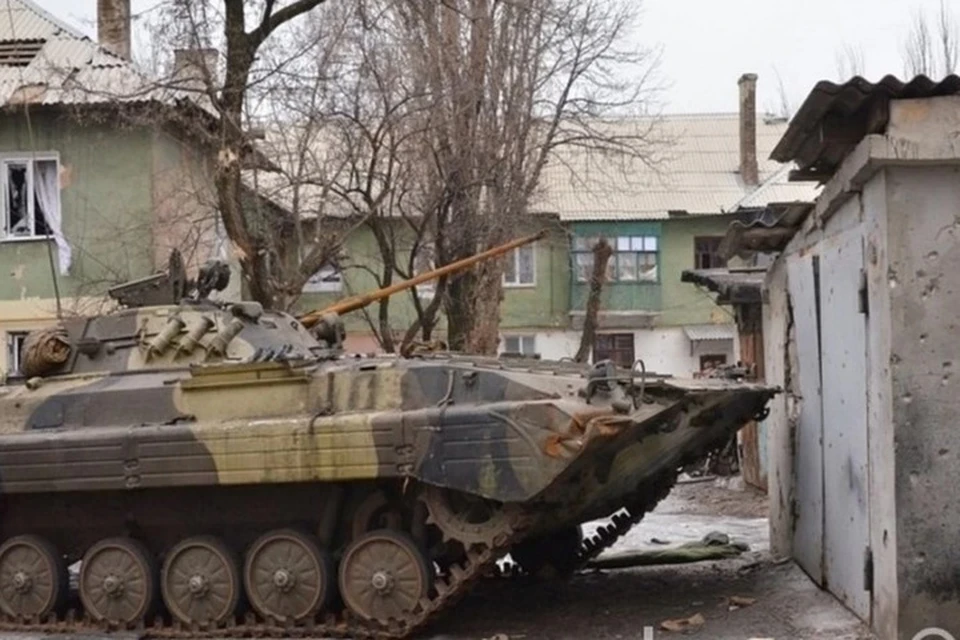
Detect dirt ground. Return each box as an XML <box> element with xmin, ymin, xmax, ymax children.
<box><xmin>424</xmin><ymin>479</ymin><xmax>874</xmax><ymax>640</ymax></box>
<box><xmin>1</xmin><ymin>480</ymin><xmax>874</xmax><ymax>640</ymax></box>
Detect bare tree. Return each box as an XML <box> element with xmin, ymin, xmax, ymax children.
<box><xmin>834</xmin><ymin>43</ymin><xmax>865</xmax><ymax>81</ymax></box>
<box><xmin>937</xmin><ymin>0</ymin><xmax>960</xmax><ymax>75</ymax></box>
<box><xmin>903</xmin><ymin>1</ymin><xmax>958</xmax><ymax>77</ymax></box>
<box><xmin>371</xmin><ymin>0</ymin><xmax>663</xmax><ymax>354</ymax></box>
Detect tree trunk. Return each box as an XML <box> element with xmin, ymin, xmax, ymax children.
<box><xmin>466</xmin><ymin>261</ymin><xmax>504</xmax><ymax>355</ymax></box>
<box><xmin>575</xmin><ymin>238</ymin><xmax>613</xmax><ymax>363</ymax></box>
<box><xmin>444</xmin><ymin>270</ymin><xmax>477</xmax><ymax>352</ymax></box>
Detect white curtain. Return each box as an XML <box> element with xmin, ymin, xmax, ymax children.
<box><xmin>33</xmin><ymin>160</ymin><xmax>70</xmax><ymax>275</ymax></box>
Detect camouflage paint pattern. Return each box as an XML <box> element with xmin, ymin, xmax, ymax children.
<box><xmin>0</xmin><ymin>300</ymin><xmax>775</xmax><ymax>536</ymax></box>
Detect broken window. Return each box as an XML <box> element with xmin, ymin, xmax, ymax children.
<box><xmin>1</xmin><ymin>157</ymin><xmax>69</xmax><ymax>273</ymax></box>
<box><xmin>5</xmin><ymin>332</ymin><xmax>27</xmax><ymax>377</ymax></box>
<box><xmin>694</xmin><ymin>236</ymin><xmax>727</xmax><ymax>270</ymax></box>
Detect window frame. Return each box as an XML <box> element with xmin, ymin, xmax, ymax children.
<box><xmin>0</xmin><ymin>153</ymin><xmax>60</xmax><ymax>243</ymax></box>
<box><xmin>413</xmin><ymin>242</ymin><xmax>437</xmax><ymax>299</ymax></box>
<box><xmin>6</xmin><ymin>331</ymin><xmax>28</xmax><ymax>377</ymax></box>
<box><xmin>699</xmin><ymin>353</ymin><xmax>728</xmax><ymax>371</ymax></box>
<box><xmin>572</xmin><ymin>235</ymin><xmax>659</xmax><ymax>284</ymax></box>
<box><xmin>502</xmin><ymin>243</ymin><xmax>536</xmax><ymax>288</ymax></box>
<box><xmin>593</xmin><ymin>332</ymin><xmax>636</xmax><ymax>368</ymax></box>
<box><xmin>302</xmin><ymin>264</ymin><xmax>343</xmax><ymax>293</ymax></box>
<box><xmin>693</xmin><ymin>236</ymin><xmax>727</xmax><ymax>270</ymax></box>
<box><xmin>501</xmin><ymin>334</ymin><xmax>536</xmax><ymax>355</ymax></box>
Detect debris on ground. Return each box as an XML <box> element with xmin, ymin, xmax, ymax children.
<box><xmin>660</xmin><ymin>613</ymin><xmax>706</xmax><ymax>632</ymax></box>
<box><xmin>586</xmin><ymin>532</ymin><xmax>750</xmax><ymax>570</ymax></box>
<box><xmin>727</xmin><ymin>595</ymin><xmax>758</xmax><ymax>610</ymax></box>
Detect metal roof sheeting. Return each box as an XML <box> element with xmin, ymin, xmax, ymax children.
<box><xmin>532</xmin><ymin>113</ymin><xmax>819</xmax><ymax>221</ymax></box>
<box><xmin>0</xmin><ymin>0</ymin><xmax>196</xmax><ymax>108</ymax></box>
<box><xmin>680</xmin><ymin>267</ymin><xmax>767</xmax><ymax>305</ymax></box>
<box><xmin>718</xmin><ymin>201</ymin><xmax>814</xmax><ymax>260</ymax></box>
<box><xmin>770</xmin><ymin>74</ymin><xmax>960</xmax><ymax>180</ymax></box>
<box><xmin>683</xmin><ymin>324</ymin><xmax>737</xmax><ymax>341</ymax></box>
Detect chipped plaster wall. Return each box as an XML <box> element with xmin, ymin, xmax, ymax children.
<box><xmin>764</xmin><ymin>95</ymin><xmax>960</xmax><ymax>640</ymax></box>
<box><xmin>0</xmin><ymin>111</ymin><xmax>154</xmax><ymax>307</ymax></box>
<box><xmin>885</xmin><ymin>163</ymin><xmax>960</xmax><ymax>638</ymax></box>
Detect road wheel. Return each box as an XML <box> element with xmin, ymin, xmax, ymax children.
<box><xmin>79</xmin><ymin>537</ymin><xmax>157</xmax><ymax>625</ymax></box>
<box><xmin>243</xmin><ymin>529</ymin><xmax>333</xmax><ymax>623</ymax></box>
<box><xmin>338</xmin><ymin>529</ymin><xmax>432</xmax><ymax>625</ymax></box>
<box><xmin>161</xmin><ymin>536</ymin><xmax>240</xmax><ymax>627</ymax></box>
<box><xmin>0</xmin><ymin>535</ymin><xmax>67</xmax><ymax>619</ymax></box>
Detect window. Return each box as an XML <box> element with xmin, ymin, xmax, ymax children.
<box><xmin>502</xmin><ymin>335</ymin><xmax>536</xmax><ymax>355</ymax></box>
<box><xmin>6</xmin><ymin>332</ymin><xmax>27</xmax><ymax>377</ymax></box>
<box><xmin>2</xmin><ymin>157</ymin><xmax>59</xmax><ymax>240</ymax></box>
<box><xmin>700</xmin><ymin>354</ymin><xmax>728</xmax><ymax>371</ymax></box>
<box><xmin>414</xmin><ymin>243</ymin><xmax>436</xmax><ymax>299</ymax></box>
<box><xmin>694</xmin><ymin>237</ymin><xmax>727</xmax><ymax>270</ymax></box>
<box><xmin>303</xmin><ymin>265</ymin><xmax>342</xmax><ymax>293</ymax></box>
<box><xmin>503</xmin><ymin>244</ymin><xmax>535</xmax><ymax>286</ymax></box>
<box><xmin>594</xmin><ymin>333</ymin><xmax>635</xmax><ymax>368</ymax></box>
<box><xmin>573</xmin><ymin>235</ymin><xmax>658</xmax><ymax>283</ymax></box>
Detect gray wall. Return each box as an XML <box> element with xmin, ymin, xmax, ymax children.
<box><xmin>763</xmin><ymin>124</ymin><xmax>960</xmax><ymax>639</ymax></box>
<box><xmin>886</xmin><ymin>164</ymin><xmax>960</xmax><ymax>636</ymax></box>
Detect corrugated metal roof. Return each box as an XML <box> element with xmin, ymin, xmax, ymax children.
<box><xmin>0</xmin><ymin>0</ymin><xmax>196</xmax><ymax>108</ymax></box>
<box><xmin>683</xmin><ymin>324</ymin><xmax>737</xmax><ymax>341</ymax></box>
<box><xmin>718</xmin><ymin>201</ymin><xmax>814</xmax><ymax>260</ymax></box>
<box><xmin>532</xmin><ymin>113</ymin><xmax>819</xmax><ymax>221</ymax></box>
<box><xmin>770</xmin><ymin>74</ymin><xmax>960</xmax><ymax>181</ymax></box>
<box><xmin>680</xmin><ymin>268</ymin><xmax>766</xmax><ymax>305</ymax></box>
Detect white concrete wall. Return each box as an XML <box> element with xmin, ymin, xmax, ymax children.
<box><xmin>533</xmin><ymin>327</ymin><xmax>737</xmax><ymax>378</ymax></box>
<box><xmin>763</xmin><ymin>254</ymin><xmax>793</xmax><ymax>560</ymax></box>
<box><xmin>762</xmin><ymin>95</ymin><xmax>960</xmax><ymax>640</ymax></box>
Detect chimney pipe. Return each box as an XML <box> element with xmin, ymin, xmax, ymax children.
<box><xmin>738</xmin><ymin>73</ymin><xmax>759</xmax><ymax>187</ymax></box>
<box><xmin>97</xmin><ymin>0</ymin><xmax>131</xmax><ymax>60</ymax></box>
<box><xmin>173</xmin><ymin>48</ymin><xmax>219</xmax><ymax>91</ymax></box>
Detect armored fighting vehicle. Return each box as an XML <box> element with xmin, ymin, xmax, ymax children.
<box><xmin>0</xmin><ymin>233</ymin><xmax>775</xmax><ymax>638</ymax></box>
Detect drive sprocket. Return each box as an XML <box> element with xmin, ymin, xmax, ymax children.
<box><xmin>420</xmin><ymin>484</ymin><xmax>518</xmax><ymax>547</ymax></box>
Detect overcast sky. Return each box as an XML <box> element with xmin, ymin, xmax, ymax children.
<box><xmin>32</xmin><ymin>0</ymin><xmax>955</xmax><ymax>115</ymax></box>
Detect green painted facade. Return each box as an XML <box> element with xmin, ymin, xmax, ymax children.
<box><xmin>658</xmin><ymin>215</ymin><xmax>737</xmax><ymax>327</ymax></box>
<box><xmin>0</xmin><ymin>110</ymin><xmax>156</xmax><ymax>302</ymax></box>
<box><xmin>294</xmin><ymin>214</ymin><xmax>732</xmax><ymax>342</ymax></box>
<box><xmin>0</xmin><ymin>111</ymin><xmax>732</xmax><ymax>340</ymax></box>
<box><xmin>293</xmin><ymin>219</ymin><xmax>571</xmax><ymax>337</ymax></box>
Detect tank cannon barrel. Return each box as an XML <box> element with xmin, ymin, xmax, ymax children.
<box><xmin>299</xmin><ymin>230</ymin><xmax>546</xmax><ymax>329</ymax></box>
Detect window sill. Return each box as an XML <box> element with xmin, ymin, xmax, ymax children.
<box><xmin>503</xmin><ymin>282</ymin><xmax>536</xmax><ymax>289</ymax></box>
<box><xmin>0</xmin><ymin>235</ymin><xmax>52</xmax><ymax>244</ymax></box>
<box><xmin>575</xmin><ymin>280</ymin><xmax>660</xmax><ymax>286</ymax></box>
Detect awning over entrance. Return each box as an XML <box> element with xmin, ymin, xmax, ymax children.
<box><xmin>684</xmin><ymin>324</ymin><xmax>736</xmax><ymax>356</ymax></box>
<box><xmin>683</xmin><ymin>324</ymin><xmax>737</xmax><ymax>342</ymax></box>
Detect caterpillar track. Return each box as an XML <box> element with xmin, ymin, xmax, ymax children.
<box><xmin>0</xmin><ymin>512</ymin><xmax>529</xmax><ymax>640</ymax></box>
